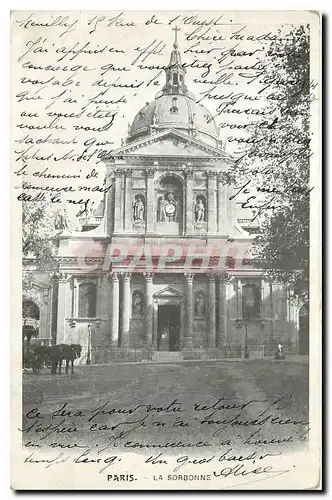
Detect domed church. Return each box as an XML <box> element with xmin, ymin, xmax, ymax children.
<box><xmin>24</xmin><ymin>33</ymin><xmax>306</xmax><ymax>362</ymax></box>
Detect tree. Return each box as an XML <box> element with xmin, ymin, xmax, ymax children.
<box><xmin>233</xmin><ymin>25</ymin><xmax>312</xmax><ymax>301</ymax></box>
<box><xmin>22</xmin><ymin>201</ymin><xmax>58</xmax><ymax>291</ymax></box>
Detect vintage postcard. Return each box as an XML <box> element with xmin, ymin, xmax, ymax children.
<box><xmin>11</xmin><ymin>10</ymin><xmax>321</xmax><ymax>490</ymax></box>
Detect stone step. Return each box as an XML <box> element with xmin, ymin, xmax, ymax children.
<box><xmin>151</xmin><ymin>351</ymin><xmax>184</xmax><ymax>362</ymax></box>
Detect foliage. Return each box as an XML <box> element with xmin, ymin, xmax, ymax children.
<box><xmin>22</xmin><ymin>201</ymin><xmax>58</xmax><ymax>294</ymax></box>
<box><xmin>233</xmin><ymin>25</ymin><xmax>312</xmax><ymax>301</ymax></box>
<box><xmin>22</xmin><ymin>201</ymin><xmax>56</xmax><ymax>269</ymax></box>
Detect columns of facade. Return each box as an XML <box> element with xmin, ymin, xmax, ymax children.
<box><xmin>262</xmin><ymin>279</ymin><xmax>273</xmax><ymax>339</ymax></box>
<box><xmin>114</xmin><ymin>169</ymin><xmax>124</xmax><ymax>233</ymax></box>
<box><xmin>96</xmin><ymin>275</ymin><xmax>110</xmax><ymax>344</ymax></box>
<box><xmin>44</xmin><ymin>287</ymin><xmax>53</xmax><ymax>343</ymax></box>
<box><xmin>39</xmin><ymin>287</ymin><xmax>49</xmax><ymax>341</ymax></box>
<box><xmin>124</xmin><ymin>169</ymin><xmax>133</xmax><ymax>232</ymax></box>
<box><xmin>144</xmin><ymin>273</ymin><xmax>154</xmax><ymax>345</ymax></box>
<box><xmin>207</xmin><ymin>171</ymin><xmax>218</xmax><ymax>233</ymax></box>
<box><xmin>146</xmin><ymin>169</ymin><xmax>155</xmax><ymax>233</ymax></box>
<box><xmin>185</xmin><ymin>168</ymin><xmax>194</xmax><ymax>233</ymax></box>
<box><xmin>72</xmin><ymin>278</ymin><xmax>78</xmax><ymax>318</ymax></box>
<box><xmin>218</xmin><ymin>274</ymin><xmax>228</xmax><ymax>347</ymax></box>
<box><xmin>50</xmin><ymin>276</ymin><xmax>59</xmax><ymax>344</ymax></box>
<box><xmin>237</xmin><ymin>279</ymin><xmax>243</xmax><ymax>319</ymax></box>
<box><xmin>217</xmin><ymin>172</ymin><xmax>228</xmax><ymax>234</ymax></box>
<box><xmin>111</xmin><ymin>273</ymin><xmax>119</xmax><ymax>346</ymax></box>
<box><xmin>56</xmin><ymin>274</ymin><xmax>69</xmax><ymax>344</ymax></box>
<box><xmin>105</xmin><ymin>165</ymin><xmax>115</xmax><ymax>234</ymax></box>
<box><xmin>121</xmin><ymin>273</ymin><xmax>132</xmax><ymax>346</ymax></box>
<box><xmin>208</xmin><ymin>274</ymin><xmax>216</xmax><ymax>347</ymax></box>
<box><xmin>184</xmin><ymin>273</ymin><xmax>194</xmax><ymax>348</ymax></box>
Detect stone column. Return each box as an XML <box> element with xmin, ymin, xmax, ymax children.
<box><xmin>208</xmin><ymin>274</ymin><xmax>217</xmax><ymax>347</ymax></box>
<box><xmin>144</xmin><ymin>272</ymin><xmax>154</xmax><ymax>346</ymax></box>
<box><xmin>72</xmin><ymin>278</ymin><xmax>78</xmax><ymax>318</ymax></box>
<box><xmin>105</xmin><ymin>165</ymin><xmax>115</xmax><ymax>235</ymax></box>
<box><xmin>237</xmin><ymin>279</ymin><xmax>243</xmax><ymax>319</ymax></box>
<box><xmin>111</xmin><ymin>273</ymin><xmax>119</xmax><ymax>346</ymax></box>
<box><xmin>218</xmin><ymin>274</ymin><xmax>228</xmax><ymax>347</ymax></box>
<box><xmin>184</xmin><ymin>273</ymin><xmax>194</xmax><ymax>349</ymax></box>
<box><xmin>217</xmin><ymin>172</ymin><xmax>228</xmax><ymax>234</ymax></box>
<box><xmin>146</xmin><ymin>168</ymin><xmax>156</xmax><ymax>234</ymax></box>
<box><xmin>207</xmin><ymin>170</ymin><xmax>218</xmax><ymax>233</ymax></box>
<box><xmin>114</xmin><ymin>169</ymin><xmax>124</xmax><ymax>233</ymax></box>
<box><xmin>121</xmin><ymin>273</ymin><xmax>132</xmax><ymax>346</ymax></box>
<box><xmin>56</xmin><ymin>273</ymin><xmax>68</xmax><ymax>344</ymax></box>
<box><xmin>185</xmin><ymin>168</ymin><xmax>194</xmax><ymax>234</ymax></box>
<box><xmin>124</xmin><ymin>169</ymin><xmax>133</xmax><ymax>232</ymax></box>
<box><xmin>262</xmin><ymin>279</ymin><xmax>272</xmax><ymax>339</ymax></box>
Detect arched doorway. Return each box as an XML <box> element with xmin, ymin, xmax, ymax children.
<box><xmin>299</xmin><ymin>302</ymin><xmax>309</xmax><ymax>355</ymax></box>
<box><xmin>22</xmin><ymin>299</ymin><xmax>40</xmax><ymax>346</ymax></box>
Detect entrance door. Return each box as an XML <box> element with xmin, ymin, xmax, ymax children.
<box><xmin>299</xmin><ymin>303</ymin><xmax>309</xmax><ymax>355</ymax></box>
<box><xmin>157</xmin><ymin>304</ymin><xmax>180</xmax><ymax>351</ymax></box>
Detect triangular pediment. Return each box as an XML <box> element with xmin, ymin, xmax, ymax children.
<box><xmin>110</xmin><ymin>129</ymin><xmax>231</xmax><ymax>160</ymax></box>
<box><xmin>154</xmin><ymin>286</ymin><xmax>183</xmax><ymax>298</ymax></box>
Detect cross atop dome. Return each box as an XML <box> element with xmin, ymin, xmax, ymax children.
<box><xmin>172</xmin><ymin>25</ymin><xmax>180</xmax><ymax>49</ymax></box>
<box><xmin>163</xmin><ymin>26</ymin><xmax>187</xmax><ymax>96</ymax></box>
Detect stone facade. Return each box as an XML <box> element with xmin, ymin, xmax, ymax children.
<box><xmin>22</xmin><ymin>38</ymin><xmax>308</xmax><ymax>362</ymax></box>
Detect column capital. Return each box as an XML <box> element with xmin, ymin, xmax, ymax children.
<box><xmin>145</xmin><ymin>168</ymin><xmax>156</xmax><ymax>178</ymax></box>
<box><xmin>50</xmin><ymin>271</ymin><xmax>68</xmax><ymax>282</ymax></box>
<box><xmin>184</xmin><ymin>273</ymin><xmax>194</xmax><ymax>284</ymax></box>
<box><xmin>218</xmin><ymin>273</ymin><xmax>229</xmax><ymax>283</ymax></box>
<box><xmin>125</xmin><ymin>168</ymin><xmax>133</xmax><ymax>177</ymax></box>
<box><xmin>143</xmin><ymin>272</ymin><xmax>154</xmax><ymax>282</ymax></box>
<box><xmin>115</xmin><ymin>168</ymin><xmax>125</xmax><ymax>177</ymax></box>
<box><xmin>206</xmin><ymin>170</ymin><xmax>217</xmax><ymax>179</ymax></box>
<box><xmin>110</xmin><ymin>272</ymin><xmax>119</xmax><ymax>282</ymax></box>
<box><xmin>185</xmin><ymin>168</ymin><xmax>194</xmax><ymax>178</ymax></box>
<box><xmin>121</xmin><ymin>272</ymin><xmax>132</xmax><ymax>282</ymax></box>
<box><xmin>208</xmin><ymin>274</ymin><xmax>217</xmax><ymax>283</ymax></box>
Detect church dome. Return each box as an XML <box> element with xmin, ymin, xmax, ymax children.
<box><xmin>129</xmin><ymin>94</ymin><xmax>219</xmax><ymax>147</ymax></box>
<box><xmin>127</xmin><ymin>31</ymin><xmax>220</xmax><ymax>148</ymax></box>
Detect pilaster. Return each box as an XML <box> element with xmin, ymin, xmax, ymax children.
<box><xmin>185</xmin><ymin>168</ymin><xmax>194</xmax><ymax>234</ymax></box>
<box><xmin>184</xmin><ymin>273</ymin><xmax>194</xmax><ymax>348</ymax></box>
<box><xmin>207</xmin><ymin>170</ymin><xmax>217</xmax><ymax>233</ymax></box>
<box><xmin>146</xmin><ymin>168</ymin><xmax>156</xmax><ymax>233</ymax></box>
<box><xmin>114</xmin><ymin>169</ymin><xmax>124</xmax><ymax>232</ymax></box>
<box><xmin>111</xmin><ymin>273</ymin><xmax>119</xmax><ymax>346</ymax></box>
<box><xmin>144</xmin><ymin>272</ymin><xmax>154</xmax><ymax>346</ymax></box>
<box><xmin>208</xmin><ymin>274</ymin><xmax>216</xmax><ymax>347</ymax></box>
<box><xmin>121</xmin><ymin>272</ymin><xmax>132</xmax><ymax>346</ymax></box>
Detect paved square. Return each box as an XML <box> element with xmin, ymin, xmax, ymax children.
<box><xmin>22</xmin><ymin>358</ymin><xmax>309</xmax><ymax>455</ymax></box>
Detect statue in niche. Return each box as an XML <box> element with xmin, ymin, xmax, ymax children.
<box><xmin>158</xmin><ymin>196</ymin><xmax>167</xmax><ymax>222</ymax></box>
<box><xmin>89</xmin><ymin>201</ymin><xmax>95</xmax><ymax>217</ymax></box>
<box><xmin>195</xmin><ymin>196</ymin><xmax>206</xmax><ymax>222</ymax></box>
<box><xmin>132</xmin><ymin>291</ymin><xmax>143</xmax><ymax>316</ymax></box>
<box><xmin>133</xmin><ymin>195</ymin><xmax>145</xmax><ymax>221</ymax></box>
<box><xmin>158</xmin><ymin>191</ymin><xmax>178</xmax><ymax>222</ymax></box>
<box><xmin>195</xmin><ymin>292</ymin><xmax>206</xmax><ymax>317</ymax></box>
<box><xmin>54</xmin><ymin>209</ymin><xmax>70</xmax><ymax>231</ymax></box>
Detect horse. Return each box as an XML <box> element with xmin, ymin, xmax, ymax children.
<box><xmin>47</xmin><ymin>344</ymin><xmax>82</xmax><ymax>374</ymax></box>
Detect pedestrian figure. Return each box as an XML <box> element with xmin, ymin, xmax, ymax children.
<box><xmin>274</xmin><ymin>343</ymin><xmax>285</xmax><ymax>361</ymax></box>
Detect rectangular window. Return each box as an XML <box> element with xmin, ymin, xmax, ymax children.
<box><xmin>78</xmin><ymin>282</ymin><xmax>97</xmax><ymax>318</ymax></box>
<box><xmin>242</xmin><ymin>282</ymin><xmax>261</xmax><ymax>319</ymax></box>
